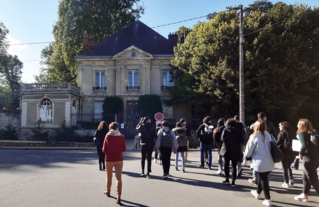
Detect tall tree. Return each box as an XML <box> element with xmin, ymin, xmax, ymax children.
<box><xmin>0</xmin><ymin>21</ymin><xmax>9</xmax><ymax>54</ymax></box>
<box><xmin>39</xmin><ymin>0</ymin><xmax>144</xmax><ymax>83</ymax></box>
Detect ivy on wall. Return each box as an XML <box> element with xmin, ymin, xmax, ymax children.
<box><xmin>138</xmin><ymin>95</ymin><xmax>162</xmax><ymax>117</ymax></box>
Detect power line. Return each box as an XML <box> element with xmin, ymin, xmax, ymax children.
<box><xmin>9</xmin><ymin>41</ymin><xmax>54</xmax><ymax>46</ymax></box>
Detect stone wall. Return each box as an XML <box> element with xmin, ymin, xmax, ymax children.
<box><xmin>0</xmin><ymin>111</ymin><xmax>21</xmax><ymax>138</ymax></box>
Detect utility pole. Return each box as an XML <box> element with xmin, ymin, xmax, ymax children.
<box><xmin>239</xmin><ymin>5</ymin><xmax>245</xmax><ymax>124</ymax></box>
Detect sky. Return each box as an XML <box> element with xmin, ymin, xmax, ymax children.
<box><xmin>0</xmin><ymin>0</ymin><xmax>318</xmax><ymax>83</ymax></box>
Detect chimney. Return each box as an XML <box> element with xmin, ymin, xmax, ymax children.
<box><xmin>88</xmin><ymin>36</ymin><xmax>95</xmax><ymax>51</ymax></box>
<box><xmin>168</xmin><ymin>32</ymin><xmax>178</xmax><ymax>45</ymax></box>
<box><xmin>185</xmin><ymin>28</ymin><xmax>190</xmax><ymax>38</ymax></box>
<box><xmin>103</xmin><ymin>34</ymin><xmax>110</xmax><ymax>41</ymax></box>
<box><xmin>83</xmin><ymin>31</ymin><xmax>89</xmax><ymax>54</ymax></box>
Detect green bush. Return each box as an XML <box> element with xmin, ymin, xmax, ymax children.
<box><xmin>31</xmin><ymin>121</ymin><xmax>49</xmax><ymax>141</ymax></box>
<box><xmin>103</xmin><ymin>96</ymin><xmax>124</xmax><ymax>114</ymax></box>
<box><xmin>138</xmin><ymin>95</ymin><xmax>163</xmax><ymax>118</ymax></box>
<box><xmin>54</xmin><ymin>120</ymin><xmax>77</xmax><ymax>142</ymax></box>
<box><xmin>0</xmin><ymin>124</ymin><xmax>18</xmax><ymax>140</ymax></box>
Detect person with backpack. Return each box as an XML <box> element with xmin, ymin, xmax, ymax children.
<box><xmin>154</xmin><ymin>122</ymin><xmax>162</xmax><ymax>164</ymax></box>
<box><xmin>294</xmin><ymin>119</ymin><xmax>319</xmax><ymax>202</ymax></box>
<box><xmin>196</xmin><ymin>116</ymin><xmax>214</xmax><ymax>169</ymax></box>
<box><xmin>156</xmin><ymin>120</ymin><xmax>178</xmax><ymax>179</ymax></box>
<box><xmin>180</xmin><ymin>118</ymin><xmax>191</xmax><ymax>163</ymax></box>
<box><xmin>276</xmin><ymin>122</ymin><xmax>297</xmax><ymax>188</ymax></box>
<box><xmin>136</xmin><ymin>117</ymin><xmax>157</xmax><ymax>178</ymax></box>
<box><xmin>173</xmin><ymin>122</ymin><xmax>188</xmax><ymax>172</ymax></box>
<box><xmin>220</xmin><ymin>118</ymin><xmax>244</xmax><ymax>187</ymax></box>
<box><xmin>213</xmin><ymin>118</ymin><xmax>225</xmax><ymax>175</ymax></box>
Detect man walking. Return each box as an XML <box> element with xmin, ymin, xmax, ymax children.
<box><xmin>234</xmin><ymin>115</ymin><xmax>245</xmax><ymax>177</ymax></box>
<box><xmin>180</xmin><ymin>118</ymin><xmax>191</xmax><ymax>163</ymax></box>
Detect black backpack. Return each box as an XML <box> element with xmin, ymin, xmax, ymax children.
<box><xmin>309</xmin><ymin>134</ymin><xmax>319</xmax><ymax>159</ymax></box>
<box><xmin>161</xmin><ymin>129</ymin><xmax>173</xmax><ymax>148</ymax></box>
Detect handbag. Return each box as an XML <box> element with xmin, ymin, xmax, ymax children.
<box><xmin>219</xmin><ymin>142</ymin><xmax>227</xmax><ymax>156</ymax></box>
<box><xmin>270</xmin><ymin>135</ymin><xmax>284</xmax><ymax>163</ymax></box>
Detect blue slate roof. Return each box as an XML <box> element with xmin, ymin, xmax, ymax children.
<box><xmin>81</xmin><ymin>20</ymin><xmax>175</xmax><ymax>57</ymax></box>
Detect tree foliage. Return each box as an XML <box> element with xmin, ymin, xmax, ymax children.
<box><xmin>103</xmin><ymin>96</ymin><xmax>124</xmax><ymax>114</ymax></box>
<box><xmin>170</xmin><ymin>3</ymin><xmax>319</xmax><ymax>128</ymax></box>
<box><xmin>38</xmin><ymin>0</ymin><xmax>144</xmax><ymax>83</ymax></box>
<box><xmin>0</xmin><ymin>21</ymin><xmax>9</xmax><ymax>54</ymax></box>
<box><xmin>138</xmin><ymin>95</ymin><xmax>162</xmax><ymax>117</ymax></box>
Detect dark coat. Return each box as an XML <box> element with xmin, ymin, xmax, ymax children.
<box><xmin>173</xmin><ymin>127</ymin><xmax>188</xmax><ymax>152</ymax></box>
<box><xmin>136</xmin><ymin>123</ymin><xmax>156</xmax><ymax>145</ymax></box>
<box><xmin>196</xmin><ymin>124</ymin><xmax>214</xmax><ymax>144</ymax></box>
<box><xmin>276</xmin><ymin>131</ymin><xmax>297</xmax><ymax>155</ymax></box>
<box><xmin>213</xmin><ymin>126</ymin><xmax>225</xmax><ymax>148</ymax></box>
<box><xmin>94</xmin><ymin>128</ymin><xmax>109</xmax><ymax>149</ymax></box>
<box><xmin>221</xmin><ymin>126</ymin><xmax>243</xmax><ymax>160</ymax></box>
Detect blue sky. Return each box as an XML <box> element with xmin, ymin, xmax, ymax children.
<box><xmin>0</xmin><ymin>0</ymin><xmax>318</xmax><ymax>83</ymax></box>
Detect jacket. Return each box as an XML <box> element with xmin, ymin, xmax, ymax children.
<box><xmin>276</xmin><ymin>131</ymin><xmax>297</xmax><ymax>155</ymax></box>
<box><xmin>213</xmin><ymin>126</ymin><xmax>225</xmax><ymax>148</ymax></box>
<box><xmin>243</xmin><ymin>131</ymin><xmax>275</xmax><ymax>172</ymax></box>
<box><xmin>221</xmin><ymin>126</ymin><xmax>243</xmax><ymax>160</ymax></box>
<box><xmin>94</xmin><ymin>128</ymin><xmax>109</xmax><ymax>148</ymax></box>
<box><xmin>196</xmin><ymin>123</ymin><xmax>214</xmax><ymax>144</ymax></box>
<box><xmin>173</xmin><ymin>127</ymin><xmax>188</xmax><ymax>146</ymax></box>
<box><xmin>299</xmin><ymin>132</ymin><xmax>311</xmax><ymax>157</ymax></box>
<box><xmin>136</xmin><ymin>123</ymin><xmax>156</xmax><ymax>145</ymax></box>
<box><xmin>156</xmin><ymin>126</ymin><xmax>178</xmax><ymax>150</ymax></box>
<box><xmin>250</xmin><ymin>121</ymin><xmax>277</xmax><ymax>137</ymax></box>
<box><xmin>102</xmin><ymin>129</ymin><xmax>126</xmax><ymax>162</ymax></box>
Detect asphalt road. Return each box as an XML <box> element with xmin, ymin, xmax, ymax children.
<box><xmin>0</xmin><ymin>149</ymin><xmax>318</xmax><ymax>207</ymax></box>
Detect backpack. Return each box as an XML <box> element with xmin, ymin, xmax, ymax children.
<box><xmin>309</xmin><ymin>134</ymin><xmax>319</xmax><ymax>159</ymax></box>
<box><xmin>176</xmin><ymin>130</ymin><xmax>187</xmax><ymax>147</ymax></box>
<box><xmin>201</xmin><ymin>124</ymin><xmax>213</xmax><ymax>143</ymax></box>
<box><xmin>161</xmin><ymin>129</ymin><xmax>173</xmax><ymax>148</ymax></box>
<box><xmin>243</xmin><ymin>127</ymin><xmax>253</xmax><ymax>144</ymax></box>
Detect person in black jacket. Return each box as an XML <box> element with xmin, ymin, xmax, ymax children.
<box><xmin>213</xmin><ymin>118</ymin><xmax>225</xmax><ymax>175</ymax></box>
<box><xmin>136</xmin><ymin>116</ymin><xmax>157</xmax><ymax>178</ymax></box>
<box><xmin>196</xmin><ymin>116</ymin><xmax>214</xmax><ymax>169</ymax></box>
<box><xmin>220</xmin><ymin>118</ymin><xmax>243</xmax><ymax>187</ymax></box>
<box><xmin>94</xmin><ymin>121</ymin><xmax>109</xmax><ymax>171</ymax></box>
<box><xmin>180</xmin><ymin>118</ymin><xmax>191</xmax><ymax>163</ymax></box>
<box><xmin>154</xmin><ymin>123</ymin><xmax>162</xmax><ymax>164</ymax></box>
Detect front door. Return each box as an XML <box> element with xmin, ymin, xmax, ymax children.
<box><xmin>126</xmin><ymin>101</ymin><xmax>139</xmax><ymax>127</ymax></box>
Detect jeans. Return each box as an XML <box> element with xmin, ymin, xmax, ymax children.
<box><xmin>106</xmin><ymin>161</ymin><xmax>123</xmax><ymax>198</ymax></box>
<box><xmin>302</xmin><ymin>155</ymin><xmax>319</xmax><ymax>195</ymax></box>
<box><xmin>257</xmin><ymin>171</ymin><xmax>271</xmax><ymax>200</ymax></box>
<box><xmin>141</xmin><ymin>144</ymin><xmax>153</xmax><ymax>173</ymax></box>
<box><xmin>281</xmin><ymin>155</ymin><xmax>295</xmax><ymax>183</ymax></box>
<box><xmin>224</xmin><ymin>159</ymin><xmax>237</xmax><ymax>182</ymax></box>
<box><xmin>200</xmin><ymin>142</ymin><xmax>213</xmax><ymax>167</ymax></box>
<box><xmin>160</xmin><ymin>147</ymin><xmax>172</xmax><ymax>175</ymax></box>
<box><xmin>175</xmin><ymin>152</ymin><xmax>185</xmax><ymax>169</ymax></box>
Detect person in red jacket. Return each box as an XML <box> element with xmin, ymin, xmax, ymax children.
<box><xmin>102</xmin><ymin>122</ymin><xmax>126</xmax><ymax>205</ymax></box>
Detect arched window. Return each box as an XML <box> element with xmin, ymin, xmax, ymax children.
<box><xmin>39</xmin><ymin>98</ymin><xmax>53</xmax><ymax>122</ymax></box>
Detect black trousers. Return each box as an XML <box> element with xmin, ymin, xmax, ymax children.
<box><xmin>97</xmin><ymin>146</ymin><xmax>105</xmax><ymax>168</ymax></box>
<box><xmin>257</xmin><ymin>171</ymin><xmax>271</xmax><ymax>200</ymax></box>
<box><xmin>160</xmin><ymin>147</ymin><xmax>172</xmax><ymax>175</ymax></box>
<box><xmin>302</xmin><ymin>155</ymin><xmax>319</xmax><ymax>195</ymax></box>
<box><xmin>281</xmin><ymin>154</ymin><xmax>295</xmax><ymax>183</ymax></box>
<box><xmin>141</xmin><ymin>144</ymin><xmax>153</xmax><ymax>173</ymax></box>
<box><xmin>224</xmin><ymin>158</ymin><xmax>237</xmax><ymax>181</ymax></box>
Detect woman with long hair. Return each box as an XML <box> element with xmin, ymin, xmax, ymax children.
<box><xmin>294</xmin><ymin>119</ymin><xmax>319</xmax><ymax>202</ymax></box>
<box><xmin>94</xmin><ymin>121</ymin><xmax>108</xmax><ymax>171</ymax></box>
<box><xmin>213</xmin><ymin>118</ymin><xmax>225</xmax><ymax>175</ymax></box>
<box><xmin>102</xmin><ymin>122</ymin><xmax>126</xmax><ymax>205</ymax></box>
<box><xmin>173</xmin><ymin>122</ymin><xmax>188</xmax><ymax>172</ymax></box>
<box><xmin>243</xmin><ymin>121</ymin><xmax>274</xmax><ymax>206</ymax></box>
<box><xmin>276</xmin><ymin>122</ymin><xmax>297</xmax><ymax>188</ymax></box>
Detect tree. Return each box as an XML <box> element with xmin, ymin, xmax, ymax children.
<box><xmin>138</xmin><ymin>95</ymin><xmax>162</xmax><ymax>117</ymax></box>
<box><xmin>170</xmin><ymin>3</ymin><xmax>319</xmax><ymax>128</ymax></box>
<box><xmin>38</xmin><ymin>0</ymin><xmax>144</xmax><ymax>83</ymax></box>
<box><xmin>0</xmin><ymin>21</ymin><xmax>9</xmax><ymax>54</ymax></box>
<box><xmin>103</xmin><ymin>96</ymin><xmax>124</xmax><ymax>114</ymax></box>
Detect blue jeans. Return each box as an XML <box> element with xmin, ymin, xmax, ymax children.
<box><xmin>175</xmin><ymin>152</ymin><xmax>185</xmax><ymax>168</ymax></box>
<box><xmin>200</xmin><ymin>142</ymin><xmax>213</xmax><ymax>167</ymax></box>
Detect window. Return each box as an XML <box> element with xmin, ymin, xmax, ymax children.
<box><xmin>95</xmin><ymin>72</ymin><xmax>105</xmax><ymax>88</ymax></box>
<box><xmin>39</xmin><ymin>98</ymin><xmax>53</xmax><ymax>122</ymax></box>
<box><xmin>128</xmin><ymin>70</ymin><xmax>139</xmax><ymax>89</ymax></box>
<box><xmin>163</xmin><ymin>71</ymin><xmax>174</xmax><ymax>87</ymax></box>
<box><xmin>94</xmin><ymin>102</ymin><xmax>103</xmax><ymax>122</ymax></box>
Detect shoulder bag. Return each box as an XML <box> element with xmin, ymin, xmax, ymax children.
<box><xmin>270</xmin><ymin>135</ymin><xmax>284</xmax><ymax>163</ymax></box>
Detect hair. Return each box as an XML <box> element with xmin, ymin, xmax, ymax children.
<box><xmin>252</xmin><ymin>120</ymin><xmax>267</xmax><ymax>142</ymax></box>
<box><xmin>203</xmin><ymin>116</ymin><xmax>212</xmax><ymax>124</ymax></box>
<box><xmin>98</xmin><ymin>121</ymin><xmax>108</xmax><ymax>131</ymax></box>
<box><xmin>176</xmin><ymin>122</ymin><xmax>182</xmax><ymax>128</ymax></box>
<box><xmin>279</xmin><ymin>121</ymin><xmax>291</xmax><ymax>133</ymax></box>
<box><xmin>109</xmin><ymin>122</ymin><xmax>119</xmax><ymax>130</ymax></box>
<box><xmin>296</xmin><ymin>119</ymin><xmax>315</xmax><ymax>135</ymax></box>
<box><xmin>257</xmin><ymin>112</ymin><xmax>266</xmax><ymax>121</ymax></box>
<box><xmin>226</xmin><ymin>118</ymin><xmax>237</xmax><ymax>127</ymax></box>
<box><xmin>143</xmin><ymin>116</ymin><xmax>150</xmax><ymax>123</ymax></box>
<box><xmin>217</xmin><ymin>118</ymin><xmax>225</xmax><ymax>127</ymax></box>
<box><xmin>234</xmin><ymin>115</ymin><xmax>240</xmax><ymax>121</ymax></box>
<box><xmin>162</xmin><ymin>120</ymin><xmax>168</xmax><ymax>127</ymax></box>
<box><xmin>180</xmin><ymin>118</ymin><xmax>186</xmax><ymax>124</ymax></box>
<box><xmin>156</xmin><ymin>123</ymin><xmax>162</xmax><ymax>127</ymax></box>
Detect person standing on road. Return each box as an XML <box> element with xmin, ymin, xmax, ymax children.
<box><xmin>102</xmin><ymin>122</ymin><xmax>126</xmax><ymax>205</ymax></box>
<box><xmin>234</xmin><ymin>115</ymin><xmax>246</xmax><ymax>177</ymax></box>
<box><xmin>276</xmin><ymin>122</ymin><xmax>297</xmax><ymax>188</ymax></box>
<box><xmin>173</xmin><ymin>122</ymin><xmax>188</xmax><ymax>172</ymax></box>
<box><xmin>94</xmin><ymin>121</ymin><xmax>108</xmax><ymax>171</ymax></box>
<box><xmin>156</xmin><ymin>120</ymin><xmax>178</xmax><ymax>179</ymax></box>
<box><xmin>196</xmin><ymin>116</ymin><xmax>214</xmax><ymax>169</ymax></box>
<box><xmin>180</xmin><ymin>118</ymin><xmax>191</xmax><ymax>163</ymax></box>
<box><xmin>213</xmin><ymin>118</ymin><xmax>225</xmax><ymax>175</ymax></box>
<box><xmin>136</xmin><ymin>117</ymin><xmax>157</xmax><ymax>178</ymax></box>
<box><xmin>220</xmin><ymin>118</ymin><xmax>243</xmax><ymax>187</ymax></box>
<box><xmin>294</xmin><ymin>119</ymin><xmax>319</xmax><ymax>202</ymax></box>
<box><xmin>243</xmin><ymin>120</ymin><xmax>274</xmax><ymax>207</ymax></box>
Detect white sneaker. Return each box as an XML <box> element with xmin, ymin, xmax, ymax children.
<box><xmin>262</xmin><ymin>199</ymin><xmax>272</xmax><ymax>206</ymax></box>
<box><xmin>282</xmin><ymin>182</ymin><xmax>290</xmax><ymax>188</ymax></box>
<box><xmin>251</xmin><ymin>190</ymin><xmax>260</xmax><ymax>199</ymax></box>
<box><xmin>216</xmin><ymin>170</ymin><xmax>223</xmax><ymax>175</ymax></box>
<box><xmin>294</xmin><ymin>194</ymin><xmax>309</xmax><ymax>202</ymax></box>
<box><xmin>289</xmin><ymin>179</ymin><xmax>294</xmax><ymax>186</ymax></box>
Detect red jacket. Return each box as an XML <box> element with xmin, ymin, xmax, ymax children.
<box><xmin>102</xmin><ymin>130</ymin><xmax>126</xmax><ymax>162</ymax></box>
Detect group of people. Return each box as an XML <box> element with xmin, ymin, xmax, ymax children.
<box><xmin>93</xmin><ymin>112</ymin><xmax>319</xmax><ymax>206</ymax></box>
